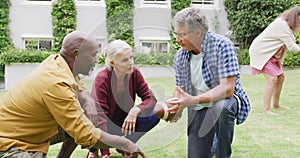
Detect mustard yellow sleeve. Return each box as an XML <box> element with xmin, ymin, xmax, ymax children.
<box><xmin>75</xmin><ymin>76</ymin><xmax>87</xmax><ymax>92</ymax></box>
<box><xmin>42</xmin><ymin>82</ymin><xmax>101</xmax><ymax>148</ymax></box>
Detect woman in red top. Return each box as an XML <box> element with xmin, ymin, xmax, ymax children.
<box><xmin>88</xmin><ymin>40</ymin><xmax>160</xmax><ymax>158</ymax></box>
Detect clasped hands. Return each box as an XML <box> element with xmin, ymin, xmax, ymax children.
<box><xmin>167</xmin><ymin>87</ymin><xmax>199</xmax><ymax>122</ymax></box>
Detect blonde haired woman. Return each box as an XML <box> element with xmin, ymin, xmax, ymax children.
<box><xmin>88</xmin><ymin>40</ymin><xmax>160</xmax><ymax>158</ymax></box>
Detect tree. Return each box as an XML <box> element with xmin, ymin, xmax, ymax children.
<box><xmin>224</xmin><ymin>0</ymin><xmax>296</xmax><ymax>48</ymax></box>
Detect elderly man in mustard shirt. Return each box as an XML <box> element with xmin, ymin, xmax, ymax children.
<box><xmin>0</xmin><ymin>31</ymin><xmax>146</xmax><ymax>158</ymax></box>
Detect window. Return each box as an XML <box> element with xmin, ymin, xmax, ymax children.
<box><xmin>141</xmin><ymin>42</ymin><xmax>169</xmax><ymax>54</ymax></box>
<box><xmin>191</xmin><ymin>0</ymin><xmax>214</xmax><ymax>5</ymax></box>
<box><xmin>75</xmin><ymin>0</ymin><xmax>104</xmax><ymax>6</ymax></box>
<box><xmin>143</xmin><ymin>0</ymin><xmax>167</xmax><ymax>5</ymax></box>
<box><xmin>191</xmin><ymin>0</ymin><xmax>219</xmax><ymax>10</ymax></box>
<box><xmin>24</xmin><ymin>39</ymin><xmax>52</xmax><ymax>51</ymax></box>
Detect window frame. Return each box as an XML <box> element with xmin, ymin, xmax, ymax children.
<box><xmin>191</xmin><ymin>0</ymin><xmax>219</xmax><ymax>10</ymax></box>
<box><xmin>75</xmin><ymin>0</ymin><xmax>104</xmax><ymax>6</ymax></box>
<box><xmin>143</xmin><ymin>0</ymin><xmax>168</xmax><ymax>5</ymax></box>
<box><xmin>140</xmin><ymin>41</ymin><xmax>169</xmax><ymax>54</ymax></box>
<box><xmin>23</xmin><ymin>38</ymin><xmax>53</xmax><ymax>51</ymax></box>
<box><xmin>22</xmin><ymin>34</ymin><xmax>54</xmax><ymax>51</ymax></box>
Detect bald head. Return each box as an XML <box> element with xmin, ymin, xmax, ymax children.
<box><xmin>60</xmin><ymin>30</ymin><xmax>99</xmax><ymax>76</ymax></box>
<box><xmin>60</xmin><ymin>31</ymin><xmax>97</xmax><ymax>56</ymax></box>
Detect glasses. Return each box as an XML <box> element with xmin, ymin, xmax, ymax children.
<box><xmin>173</xmin><ymin>31</ymin><xmax>191</xmax><ymax>39</ymax></box>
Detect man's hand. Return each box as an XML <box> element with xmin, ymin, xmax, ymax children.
<box><xmin>96</xmin><ymin>131</ymin><xmax>146</xmax><ymax>158</ymax></box>
<box><xmin>124</xmin><ymin>151</ymin><xmax>146</xmax><ymax>158</ymax></box>
<box><xmin>78</xmin><ymin>90</ymin><xmax>98</xmax><ymax>125</ymax></box>
<box><xmin>102</xmin><ymin>155</ymin><xmax>109</xmax><ymax>158</ymax></box>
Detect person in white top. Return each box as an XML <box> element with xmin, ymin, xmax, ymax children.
<box><xmin>249</xmin><ymin>6</ymin><xmax>300</xmax><ymax>115</ymax></box>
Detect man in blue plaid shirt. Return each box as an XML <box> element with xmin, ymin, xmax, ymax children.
<box><xmin>170</xmin><ymin>7</ymin><xmax>251</xmax><ymax>158</ymax></box>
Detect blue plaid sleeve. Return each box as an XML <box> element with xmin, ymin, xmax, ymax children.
<box><xmin>217</xmin><ymin>39</ymin><xmax>240</xmax><ymax>79</ymax></box>
<box><xmin>174</xmin><ymin>50</ymin><xmax>190</xmax><ymax>87</ymax></box>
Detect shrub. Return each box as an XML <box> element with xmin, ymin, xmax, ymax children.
<box><xmin>133</xmin><ymin>53</ymin><xmax>175</xmax><ymax>66</ymax></box>
<box><xmin>236</xmin><ymin>49</ymin><xmax>300</xmax><ymax>67</ymax></box>
<box><xmin>284</xmin><ymin>51</ymin><xmax>300</xmax><ymax>67</ymax></box>
<box><xmin>106</xmin><ymin>0</ymin><xmax>134</xmax><ymax>47</ymax></box>
<box><xmin>237</xmin><ymin>49</ymin><xmax>250</xmax><ymax>65</ymax></box>
<box><xmin>224</xmin><ymin>0</ymin><xmax>296</xmax><ymax>48</ymax></box>
<box><xmin>0</xmin><ymin>49</ymin><xmax>56</xmax><ymax>65</ymax></box>
<box><xmin>51</xmin><ymin>0</ymin><xmax>76</xmax><ymax>51</ymax></box>
<box><xmin>0</xmin><ymin>49</ymin><xmax>175</xmax><ymax>66</ymax></box>
<box><xmin>0</xmin><ymin>0</ymin><xmax>13</xmax><ymax>52</ymax></box>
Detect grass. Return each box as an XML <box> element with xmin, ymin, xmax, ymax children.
<box><xmin>2</xmin><ymin>70</ymin><xmax>300</xmax><ymax>158</ymax></box>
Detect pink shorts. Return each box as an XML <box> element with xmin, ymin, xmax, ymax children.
<box><xmin>251</xmin><ymin>57</ymin><xmax>283</xmax><ymax>76</ymax></box>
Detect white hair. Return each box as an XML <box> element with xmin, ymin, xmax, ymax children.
<box><xmin>102</xmin><ymin>40</ymin><xmax>132</xmax><ymax>69</ymax></box>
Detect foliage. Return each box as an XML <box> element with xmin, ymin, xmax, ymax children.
<box><xmin>237</xmin><ymin>49</ymin><xmax>250</xmax><ymax>65</ymax></box>
<box><xmin>236</xmin><ymin>49</ymin><xmax>300</xmax><ymax>67</ymax></box>
<box><xmin>0</xmin><ymin>0</ymin><xmax>13</xmax><ymax>53</ymax></box>
<box><xmin>133</xmin><ymin>52</ymin><xmax>175</xmax><ymax>66</ymax></box>
<box><xmin>295</xmin><ymin>32</ymin><xmax>300</xmax><ymax>45</ymax></box>
<box><xmin>224</xmin><ymin>0</ymin><xmax>295</xmax><ymax>48</ymax></box>
<box><xmin>283</xmin><ymin>51</ymin><xmax>300</xmax><ymax>67</ymax></box>
<box><xmin>106</xmin><ymin>0</ymin><xmax>134</xmax><ymax>47</ymax></box>
<box><xmin>170</xmin><ymin>1</ymin><xmax>191</xmax><ymax>52</ymax></box>
<box><xmin>0</xmin><ymin>49</ymin><xmax>55</xmax><ymax>65</ymax></box>
<box><xmin>51</xmin><ymin>0</ymin><xmax>77</xmax><ymax>51</ymax></box>
<box><xmin>0</xmin><ymin>49</ymin><xmax>175</xmax><ymax>66</ymax></box>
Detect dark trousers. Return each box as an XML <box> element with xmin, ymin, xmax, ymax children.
<box><xmin>109</xmin><ymin>114</ymin><xmax>160</xmax><ymax>143</ymax></box>
<box><xmin>187</xmin><ymin>97</ymin><xmax>238</xmax><ymax>158</ymax></box>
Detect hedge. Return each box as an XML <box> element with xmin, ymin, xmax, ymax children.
<box><xmin>2</xmin><ymin>49</ymin><xmax>300</xmax><ymax>67</ymax></box>
<box><xmin>0</xmin><ymin>49</ymin><xmax>174</xmax><ymax>66</ymax></box>
<box><xmin>224</xmin><ymin>0</ymin><xmax>298</xmax><ymax>48</ymax></box>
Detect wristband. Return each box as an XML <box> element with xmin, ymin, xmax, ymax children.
<box><xmin>161</xmin><ymin>102</ymin><xmax>169</xmax><ymax>120</ymax></box>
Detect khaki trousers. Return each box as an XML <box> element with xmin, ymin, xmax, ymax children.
<box><xmin>0</xmin><ymin>148</ymin><xmax>46</xmax><ymax>158</ymax></box>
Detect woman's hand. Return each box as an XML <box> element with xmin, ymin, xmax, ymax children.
<box><xmin>122</xmin><ymin>106</ymin><xmax>141</xmax><ymax>136</ymax></box>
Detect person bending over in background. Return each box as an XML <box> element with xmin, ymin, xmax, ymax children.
<box><xmin>249</xmin><ymin>6</ymin><xmax>300</xmax><ymax>115</ymax></box>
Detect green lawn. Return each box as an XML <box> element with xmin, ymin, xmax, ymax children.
<box><xmin>2</xmin><ymin>70</ymin><xmax>300</xmax><ymax>158</ymax></box>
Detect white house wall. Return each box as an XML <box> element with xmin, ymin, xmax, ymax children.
<box><xmin>191</xmin><ymin>1</ymin><xmax>230</xmax><ymax>36</ymax></box>
<box><xmin>9</xmin><ymin>0</ymin><xmax>53</xmax><ymax>49</ymax></box>
<box><xmin>75</xmin><ymin>3</ymin><xmax>107</xmax><ymax>45</ymax></box>
<box><xmin>8</xmin><ymin>0</ymin><xmax>230</xmax><ymax>51</ymax></box>
<box><xmin>133</xmin><ymin>6</ymin><xmax>172</xmax><ymax>52</ymax></box>
<box><xmin>9</xmin><ymin>0</ymin><xmax>107</xmax><ymax>49</ymax></box>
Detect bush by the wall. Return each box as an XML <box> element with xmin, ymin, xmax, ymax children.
<box><xmin>51</xmin><ymin>0</ymin><xmax>76</xmax><ymax>51</ymax></box>
<box><xmin>0</xmin><ymin>0</ymin><xmax>13</xmax><ymax>53</ymax></box>
<box><xmin>237</xmin><ymin>49</ymin><xmax>250</xmax><ymax>65</ymax></box>
<box><xmin>283</xmin><ymin>51</ymin><xmax>300</xmax><ymax>67</ymax></box>
<box><xmin>106</xmin><ymin>0</ymin><xmax>134</xmax><ymax>47</ymax></box>
<box><xmin>0</xmin><ymin>49</ymin><xmax>175</xmax><ymax>66</ymax></box>
<box><xmin>133</xmin><ymin>52</ymin><xmax>175</xmax><ymax>66</ymax></box>
<box><xmin>236</xmin><ymin>49</ymin><xmax>300</xmax><ymax>67</ymax></box>
<box><xmin>0</xmin><ymin>49</ymin><xmax>56</xmax><ymax>65</ymax></box>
